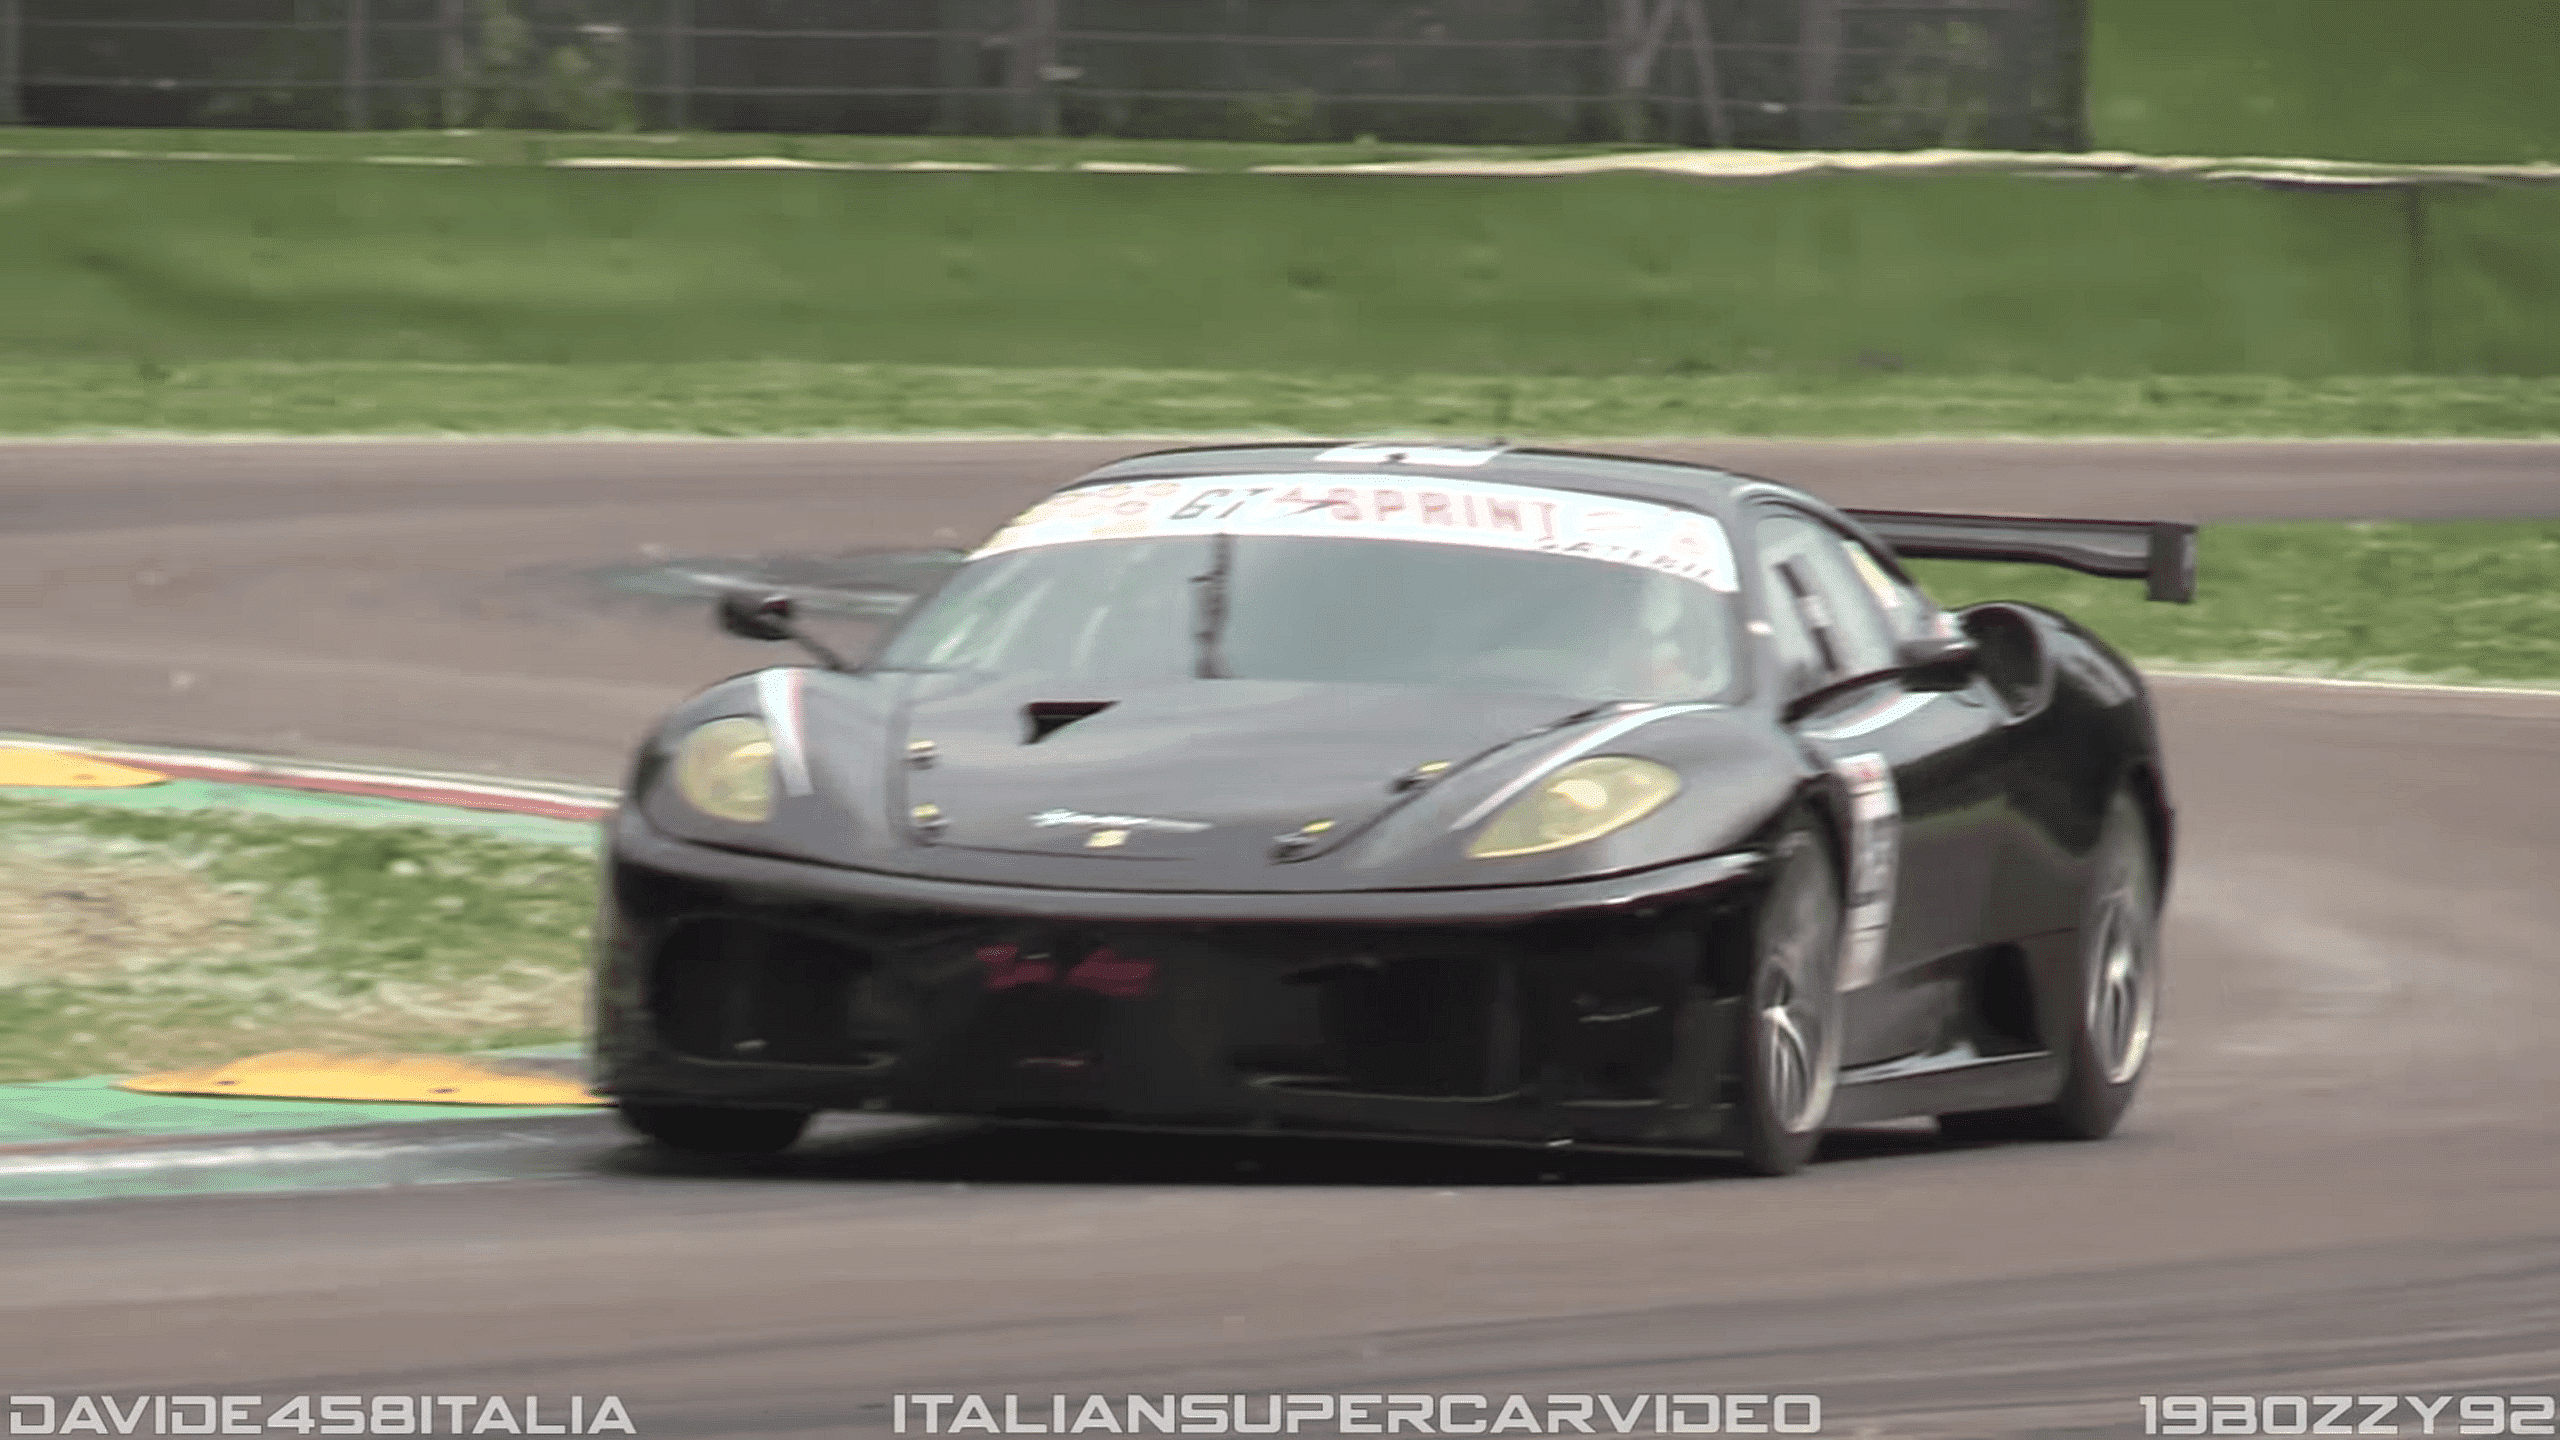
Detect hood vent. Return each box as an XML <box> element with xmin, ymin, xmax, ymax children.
<box><xmin>1023</xmin><ymin>700</ymin><xmax>1116</xmax><ymax>744</ymax></box>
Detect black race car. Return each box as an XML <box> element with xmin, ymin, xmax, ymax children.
<box><xmin>590</xmin><ymin>443</ymin><xmax>2193</xmax><ymax>1174</ymax></box>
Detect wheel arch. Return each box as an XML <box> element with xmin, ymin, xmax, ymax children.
<box><xmin>1698</xmin><ymin>776</ymin><xmax>1846</xmax><ymax>999</ymax></box>
<box><xmin>2119</xmin><ymin>758</ymin><xmax>2175</xmax><ymax>900</ymax></box>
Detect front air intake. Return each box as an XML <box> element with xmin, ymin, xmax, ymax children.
<box><xmin>1023</xmin><ymin>700</ymin><xmax>1115</xmax><ymax>743</ymax></box>
<box><xmin>649</xmin><ymin>918</ymin><xmax>906</xmax><ymax>1066</ymax></box>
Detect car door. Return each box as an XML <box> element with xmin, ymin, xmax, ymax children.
<box><xmin>1749</xmin><ymin>506</ymin><xmax>2011</xmax><ymax>1068</ymax></box>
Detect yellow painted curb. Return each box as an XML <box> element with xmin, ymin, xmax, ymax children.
<box><xmin>120</xmin><ymin>1050</ymin><xmax>605</xmax><ymax>1106</ymax></box>
<box><xmin>0</xmin><ymin>747</ymin><xmax>167</xmax><ymax>789</ymax></box>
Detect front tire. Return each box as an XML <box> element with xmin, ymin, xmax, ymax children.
<box><xmin>1941</xmin><ymin>788</ymin><xmax>2160</xmax><ymax>1143</ymax></box>
<box><xmin>618</xmin><ymin>1102</ymin><xmax>812</xmax><ymax>1155</ymax></box>
<box><xmin>1734</xmin><ymin>820</ymin><xmax>1847</xmax><ymax>1176</ymax></box>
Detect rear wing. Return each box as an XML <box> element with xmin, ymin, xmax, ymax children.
<box><xmin>1843</xmin><ymin>509</ymin><xmax>2198</xmax><ymax>604</ymax></box>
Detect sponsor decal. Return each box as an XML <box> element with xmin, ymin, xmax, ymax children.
<box><xmin>1311</xmin><ymin>442</ymin><xmax>1508</xmax><ymax>468</ymax></box>
<box><xmin>753</xmin><ymin>667</ymin><xmax>814</xmax><ymax>797</ymax></box>
<box><xmin>1029</xmin><ymin>808</ymin><xmax>1211</xmax><ymax>834</ymax></box>
<box><xmin>1806</xmin><ymin>691</ymin><xmax>1931</xmax><ymax>742</ymax></box>
<box><xmin>974</xmin><ymin>474</ymin><xmax>1739</xmax><ymax>593</ymax></box>
<box><xmin>977</xmin><ymin>945</ymin><xmax>1157</xmax><ymax>999</ymax></box>
<box><xmin>1841</xmin><ymin>541</ymin><xmax>1911</xmax><ymax>621</ymax></box>
<box><xmin>1830</xmin><ymin>752</ymin><xmax>1900</xmax><ymax>993</ymax></box>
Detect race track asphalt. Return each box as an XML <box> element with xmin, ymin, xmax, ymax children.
<box><xmin>1</xmin><ymin>438</ymin><xmax>2556</xmax><ymax>1437</ymax></box>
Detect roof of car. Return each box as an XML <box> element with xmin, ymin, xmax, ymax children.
<box><xmin>1071</xmin><ymin>443</ymin><xmax>1794</xmax><ymax>517</ymax></box>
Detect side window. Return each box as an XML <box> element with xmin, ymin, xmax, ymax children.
<box><xmin>1754</xmin><ymin>512</ymin><xmax>1900</xmax><ymax>687</ymax></box>
<box><xmin>1757</xmin><ymin>562</ymin><xmax>1826</xmax><ymax>694</ymax></box>
<box><xmin>1838</xmin><ymin>532</ymin><xmax>1952</xmax><ymax>646</ymax></box>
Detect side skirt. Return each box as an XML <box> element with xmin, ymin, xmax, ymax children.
<box><xmin>1827</xmin><ymin>928</ymin><xmax>2080</xmax><ymax>1125</ymax></box>
<box><xmin>1828</xmin><ymin>1045</ymin><xmax>2062</xmax><ymax>1126</ymax></box>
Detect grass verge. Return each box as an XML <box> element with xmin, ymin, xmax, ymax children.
<box><xmin>0</xmin><ymin>798</ymin><xmax>596</xmax><ymax>1084</ymax></box>
<box><xmin>7</xmin><ymin>160</ymin><xmax>2555</xmax><ymax>377</ymax></box>
<box><xmin>0</xmin><ymin>127</ymin><xmax>1632</xmax><ymax>171</ymax></box>
<box><xmin>7</xmin><ymin>361</ymin><xmax>2557</xmax><ymax>438</ymax></box>
<box><xmin>1911</xmin><ymin>520</ymin><xmax>2560</xmax><ymax>687</ymax></box>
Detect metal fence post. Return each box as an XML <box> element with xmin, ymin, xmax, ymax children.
<box><xmin>1217</xmin><ymin>0</ymin><xmax>1248</xmax><ymax>116</ymax></box>
<box><xmin>1608</xmin><ymin>0</ymin><xmax>1661</xmax><ymax>144</ymax></box>
<box><xmin>2050</xmin><ymin>0</ymin><xmax>2090</xmax><ymax>150</ymax></box>
<box><xmin>344</xmin><ymin>0</ymin><xmax>373</xmax><ymax>131</ymax></box>
<box><xmin>1676</xmin><ymin>0</ymin><xmax>1731</xmax><ymax>148</ymax></box>
<box><xmin>1985</xmin><ymin>0</ymin><xmax>2036</xmax><ymax>150</ymax></box>
<box><xmin>1001</xmin><ymin>0</ymin><xmax>1030</xmax><ymax>134</ymax></box>
<box><xmin>439</xmin><ymin>0</ymin><xmax>470</xmax><ymax>128</ymax></box>
<box><xmin>1040</xmin><ymin>0</ymin><xmax>1067</xmax><ymax>138</ymax></box>
<box><xmin>1010</xmin><ymin>0</ymin><xmax>1059</xmax><ymax>137</ymax></box>
<box><xmin>0</xmin><ymin>0</ymin><xmax>20</xmax><ymax>127</ymax></box>
<box><xmin>1796</xmin><ymin>0</ymin><xmax>1841</xmax><ymax>148</ymax></box>
<box><xmin>931</xmin><ymin>0</ymin><xmax>974</xmax><ymax>134</ymax></box>
<box><xmin>665</xmin><ymin>0</ymin><xmax>692</xmax><ymax>131</ymax></box>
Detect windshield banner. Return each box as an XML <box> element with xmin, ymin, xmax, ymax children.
<box><xmin>973</xmin><ymin>474</ymin><xmax>1738</xmax><ymax>592</ymax></box>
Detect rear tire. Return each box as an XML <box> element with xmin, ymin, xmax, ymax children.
<box><xmin>1940</xmin><ymin>789</ymin><xmax>2159</xmax><ymax>1144</ymax></box>
<box><xmin>1734</xmin><ymin>820</ymin><xmax>1846</xmax><ymax>1176</ymax></box>
<box><xmin>618</xmin><ymin>1102</ymin><xmax>812</xmax><ymax>1155</ymax></box>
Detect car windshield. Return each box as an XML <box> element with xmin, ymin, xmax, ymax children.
<box><xmin>875</xmin><ymin>534</ymin><xmax>1739</xmax><ymax>701</ymax></box>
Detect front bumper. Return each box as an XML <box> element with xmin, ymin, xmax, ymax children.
<box><xmin>593</xmin><ymin>811</ymin><xmax>1768</xmax><ymax>1151</ymax></box>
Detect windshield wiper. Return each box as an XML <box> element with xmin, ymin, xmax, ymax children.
<box><xmin>1188</xmin><ymin>531</ymin><xmax>1234</xmax><ymax>679</ymax></box>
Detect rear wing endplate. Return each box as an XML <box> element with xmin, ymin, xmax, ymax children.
<box><xmin>1843</xmin><ymin>509</ymin><xmax>2198</xmax><ymax>604</ymax></box>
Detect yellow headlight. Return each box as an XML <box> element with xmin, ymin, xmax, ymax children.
<box><xmin>674</xmin><ymin>717</ymin><xmax>777</xmax><ymax>824</ymax></box>
<box><xmin>1467</xmin><ymin>756</ymin><xmax>1680</xmax><ymax>859</ymax></box>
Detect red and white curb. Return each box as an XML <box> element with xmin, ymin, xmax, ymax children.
<box><xmin>0</xmin><ymin>732</ymin><xmax>617</xmax><ymax>823</ymax></box>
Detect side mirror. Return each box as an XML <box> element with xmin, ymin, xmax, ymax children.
<box><xmin>1897</xmin><ymin>633</ymin><xmax>1978</xmax><ymax>692</ymax></box>
<box><xmin>716</xmin><ymin>589</ymin><xmax>798</xmax><ymax>643</ymax></box>
<box><xmin>715</xmin><ymin>588</ymin><xmax>846</xmax><ymax>670</ymax></box>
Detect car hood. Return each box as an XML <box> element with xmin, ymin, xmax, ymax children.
<box><xmin>897</xmin><ymin>673</ymin><xmax>1573</xmax><ymax>867</ymax></box>
<box><xmin>639</xmin><ymin>668</ymin><xmax>1803</xmax><ymax>893</ymax></box>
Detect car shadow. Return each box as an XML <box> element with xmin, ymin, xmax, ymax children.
<box><xmin>588</xmin><ymin>1115</ymin><xmax>1952</xmax><ymax>1189</ymax></box>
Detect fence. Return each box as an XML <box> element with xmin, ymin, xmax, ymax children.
<box><xmin>0</xmin><ymin>0</ymin><xmax>2086</xmax><ymax>149</ymax></box>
